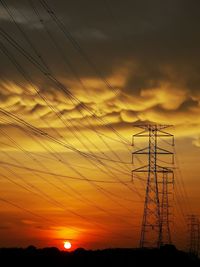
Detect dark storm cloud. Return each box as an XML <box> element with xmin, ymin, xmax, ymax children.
<box><xmin>1</xmin><ymin>0</ymin><xmax>200</xmax><ymax>82</ymax></box>
<box><xmin>0</xmin><ymin>0</ymin><xmax>200</xmax><ymax>136</ymax></box>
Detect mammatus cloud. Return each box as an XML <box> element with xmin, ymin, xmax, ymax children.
<box><xmin>0</xmin><ymin>79</ymin><xmax>200</xmax><ymax>146</ymax></box>
<box><xmin>192</xmin><ymin>136</ymin><xmax>200</xmax><ymax>147</ymax></box>
<box><xmin>0</xmin><ymin>0</ymin><xmax>200</xmax><ymax>149</ymax></box>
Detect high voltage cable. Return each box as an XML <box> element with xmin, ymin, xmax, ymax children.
<box><xmin>0</xmin><ymin>110</ymin><xmax>132</xmax><ymax>180</ymax></box>
<box><xmin>0</xmin><ymin>0</ymin><xmax>145</xmax><ymax>237</ymax></box>
<box><xmin>0</xmin><ymin>196</ymin><xmax>58</xmax><ymax>224</ymax></box>
<box><xmin>0</xmin><ymin>145</ymin><xmax>133</xmax><ymax>187</ymax></box>
<box><xmin>32</xmin><ymin>0</ymin><xmax>192</xmax><ymax>248</ymax></box>
<box><xmin>37</xmin><ymin>0</ymin><xmax>135</xmax><ymax>140</ymax></box>
<box><xmin>0</xmin><ymin>38</ymin><xmax>131</xmax><ymax>173</ymax></box>
<box><xmin>157</xmin><ymin>134</ymin><xmax>191</xmax><ymax>230</ymax></box>
<box><xmin>0</xmin><ymin>100</ymin><xmax>142</xmax><ymax>200</ymax></box>
<box><xmin>0</xmin><ymin>160</ymin><xmax>130</xmax><ymax>184</ymax></box>
<box><xmin>0</xmin><ymin>0</ymin><xmax>139</xmax><ymax>175</ymax></box>
<box><xmin>25</xmin><ymin>133</ymin><xmax>143</xmax><ymax>203</ymax></box>
<box><xmin>0</xmin><ymin>139</ymin><xmax>110</xmax><ymax>172</ymax></box>
<box><xmin>0</xmin><ymin>106</ymin><xmax>142</xmax><ymax>199</ymax></box>
<box><xmin>0</xmin><ymin>27</ymin><xmax>135</xmax><ymax>186</ymax></box>
<box><xmin>0</xmin><ymin>195</ymin><xmax>136</xmax><ymax>240</ymax></box>
<box><xmin>0</xmin><ymin>154</ymin><xmax>136</xmax><ymax>228</ymax></box>
<box><xmin>0</xmin><ymin>112</ymin><xmax>143</xmax><ymax>206</ymax></box>
<box><xmin>0</xmin><ymin>115</ymin><xmax>143</xmax><ymax>212</ymax></box>
<box><xmin>0</xmin><ymin>126</ymin><xmax>139</xmax><ymax>218</ymax></box>
<box><xmin>0</xmin><ymin>30</ymin><xmax>131</xmax><ymax>167</ymax></box>
<box><xmin>0</xmin><ymin>27</ymin><xmax>130</xmax><ymax>146</ymax></box>
<box><xmin>26</xmin><ymin>0</ymin><xmax>132</xmax><ymax>174</ymax></box>
<box><xmin>174</xmin><ymin>145</ymin><xmax>193</xmax><ymax>213</ymax></box>
<box><xmin>38</xmin><ymin>0</ymin><xmax>121</xmax><ymax>98</ymax></box>
<box><xmin>0</xmin><ymin>164</ymin><xmax>74</xmax><ymax>213</ymax></box>
<box><xmin>0</xmin><ymin>0</ymin><xmax>49</xmax><ymax>70</ymax></box>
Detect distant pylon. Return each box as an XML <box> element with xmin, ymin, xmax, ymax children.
<box><xmin>187</xmin><ymin>215</ymin><xmax>200</xmax><ymax>256</ymax></box>
<box><xmin>132</xmin><ymin>124</ymin><xmax>174</xmax><ymax>248</ymax></box>
<box><xmin>159</xmin><ymin>171</ymin><xmax>174</xmax><ymax>245</ymax></box>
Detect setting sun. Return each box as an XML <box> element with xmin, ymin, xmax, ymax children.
<box><xmin>64</xmin><ymin>241</ymin><xmax>72</xmax><ymax>250</ymax></box>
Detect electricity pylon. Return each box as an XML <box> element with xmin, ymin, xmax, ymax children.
<box><xmin>187</xmin><ymin>215</ymin><xmax>200</xmax><ymax>256</ymax></box>
<box><xmin>159</xmin><ymin>171</ymin><xmax>174</xmax><ymax>245</ymax></box>
<box><xmin>132</xmin><ymin>124</ymin><xmax>174</xmax><ymax>248</ymax></box>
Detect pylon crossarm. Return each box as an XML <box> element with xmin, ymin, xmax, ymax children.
<box><xmin>156</xmin><ymin>165</ymin><xmax>173</xmax><ymax>173</ymax></box>
<box><xmin>134</xmin><ymin>124</ymin><xmax>173</xmax><ymax>130</ymax></box>
<box><xmin>132</xmin><ymin>147</ymin><xmax>149</xmax><ymax>154</ymax></box>
<box><xmin>157</xmin><ymin>129</ymin><xmax>174</xmax><ymax>137</ymax></box>
<box><xmin>132</xmin><ymin>165</ymin><xmax>149</xmax><ymax>173</ymax></box>
<box><xmin>133</xmin><ymin>129</ymin><xmax>148</xmax><ymax>137</ymax></box>
<box><xmin>132</xmin><ymin>146</ymin><xmax>173</xmax><ymax>155</ymax></box>
<box><xmin>156</xmin><ymin>146</ymin><xmax>173</xmax><ymax>154</ymax></box>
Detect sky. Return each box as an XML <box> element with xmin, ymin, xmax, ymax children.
<box><xmin>0</xmin><ymin>0</ymin><xmax>200</xmax><ymax>250</ymax></box>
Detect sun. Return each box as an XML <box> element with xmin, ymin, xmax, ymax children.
<box><xmin>64</xmin><ymin>241</ymin><xmax>72</xmax><ymax>250</ymax></box>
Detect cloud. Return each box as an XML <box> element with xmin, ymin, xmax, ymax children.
<box><xmin>120</xmin><ymin>110</ymin><xmax>138</xmax><ymax>123</ymax></box>
<box><xmin>0</xmin><ymin>3</ymin><xmax>47</xmax><ymax>29</ymax></box>
<box><xmin>0</xmin><ymin>0</ymin><xmax>200</xmax><ymax>150</ymax></box>
<box><xmin>141</xmin><ymin>86</ymin><xmax>188</xmax><ymax>110</ymax></box>
<box><xmin>192</xmin><ymin>136</ymin><xmax>200</xmax><ymax>148</ymax></box>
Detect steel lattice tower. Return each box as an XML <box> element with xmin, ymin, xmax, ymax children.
<box><xmin>159</xmin><ymin>171</ymin><xmax>174</xmax><ymax>245</ymax></box>
<box><xmin>132</xmin><ymin>124</ymin><xmax>174</xmax><ymax>248</ymax></box>
<box><xmin>187</xmin><ymin>215</ymin><xmax>200</xmax><ymax>256</ymax></box>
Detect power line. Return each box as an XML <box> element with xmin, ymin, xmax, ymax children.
<box><xmin>187</xmin><ymin>215</ymin><xmax>200</xmax><ymax>256</ymax></box>
<box><xmin>0</xmin><ymin>26</ymin><xmax>139</xmax><ymax>193</ymax></box>
<box><xmin>26</xmin><ymin>0</ymin><xmax>132</xmax><ymax>174</ymax></box>
<box><xmin>0</xmin><ymin>26</ymin><xmax>130</xmax><ymax>146</ymax></box>
<box><xmin>0</xmin><ymin>125</ymin><xmax>139</xmax><ymax>221</ymax></box>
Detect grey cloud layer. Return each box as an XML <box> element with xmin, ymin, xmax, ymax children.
<box><xmin>0</xmin><ymin>0</ymin><xmax>200</xmax><ymax>139</ymax></box>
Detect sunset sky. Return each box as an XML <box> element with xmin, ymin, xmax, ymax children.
<box><xmin>0</xmin><ymin>0</ymin><xmax>200</xmax><ymax>250</ymax></box>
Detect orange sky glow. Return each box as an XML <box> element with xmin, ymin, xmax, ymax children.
<box><xmin>0</xmin><ymin>0</ymin><xmax>200</xmax><ymax>251</ymax></box>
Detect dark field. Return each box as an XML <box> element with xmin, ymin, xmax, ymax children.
<box><xmin>0</xmin><ymin>245</ymin><xmax>199</xmax><ymax>267</ymax></box>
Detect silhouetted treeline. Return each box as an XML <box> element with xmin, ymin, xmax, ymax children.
<box><xmin>0</xmin><ymin>245</ymin><xmax>199</xmax><ymax>266</ymax></box>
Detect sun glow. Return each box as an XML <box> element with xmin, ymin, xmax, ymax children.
<box><xmin>64</xmin><ymin>241</ymin><xmax>72</xmax><ymax>250</ymax></box>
